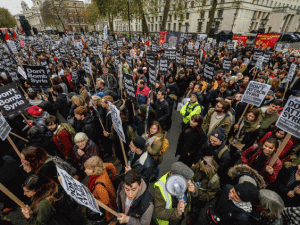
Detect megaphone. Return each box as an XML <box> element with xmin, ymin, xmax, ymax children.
<box><xmin>166</xmin><ymin>175</ymin><xmax>187</xmax><ymax>212</ymax></box>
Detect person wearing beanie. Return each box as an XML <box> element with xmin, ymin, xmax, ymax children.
<box><xmin>198</xmin><ymin>181</ymin><xmax>259</xmax><ymax>225</ymax></box>
<box><xmin>126</xmin><ymin>135</ymin><xmax>154</xmax><ymax>186</ymax></box>
<box><xmin>27</xmin><ymin>105</ymin><xmax>50</xmax><ymax>132</ymax></box>
<box><xmin>195</xmin><ymin>127</ymin><xmax>230</xmax><ymax>183</ymax></box>
<box><xmin>154</xmin><ymin>161</ymin><xmax>196</xmax><ymax>225</ymax></box>
<box><xmin>136</xmin><ymin>68</ymin><xmax>148</xmax><ymax>85</ymax></box>
<box><xmin>180</xmin><ymin>93</ymin><xmax>201</xmax><ymax>126</ymax></box>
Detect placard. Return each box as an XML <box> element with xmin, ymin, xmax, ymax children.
<box><xmin>203</xmin><ymin>62</ymin><xmax>215</xmax><ymax>81</ymax></box>
<box><xmin>9</xmin><ymin>69</ymin><xmax>21</xmax><ymax>86</ymax></box>
<box><xmin>185</xmin><ymin>54</ymin><xmax>195</xmax><ymax>68</ymax></box>
<box><xmin>287</xmin><ymin>63</ymin><xmax>297</xmax><ymax>82</ymax></box>
<box><xmin>0</xmin><ymin>84</ymin><xmax>30</xmax><ymax>116</ymax></box>
<box><xmin>255</xmin><ymin>56</ymin><xmax>264</xmax><ymax>69</ymax></box>
<box><xmin>23</xmin><ymin>65</ymin><xmax>50</xmax><ymax>88</ymax></box>
<box><xmin>0</xmin><ymin>113</ymin><xmax>11</xmax><ymax>141</ymax></box>
<box><xmin>148</xmin><ymin>66</ymin><xmax>157</xmax><ymax>90</ymax></box>
<box><xmin>241</xmin><ymin>81</ymin><xmax>271</xmax><ymax>107</ymax></box>
<box><xmin>176</xmin><ymin>51</ymin><xmax>181</xmax><ymax>65</ymax></box>
<box><xmin>275</xmin><ymin>96</ymin><xmax>300</xmax><ymax>139</ymax></box>
<box><xmin>56</xmin><ymin>166</ymin><xmax>102</xmax><ymax>215</ymax></box>
<box><xmin>222</xmin><ymin>58</ymin><xmax>232</xmax><ymax>71</ymax></box>
<box><xmin>146</xmin><ymin>54</ymin><xmax>155</xmax><ymax>67</ymax></box>
<box><xmin>71</xmin><ymin>69</ymin><xmax>78</xmax><ymax>81</ymax></box>
<box><xmin>123</xmin><ymin>73</ymin><xmax>136</xmax><ymax>103</ymax></box>
<box><xmin>108</xmin><ymin>102</ymin><xmax>126</xmax><ymax>143</ymax></box>
<box><xmin>159</xmin><ymin>57</ymin><xmax>168</xmax><ymax>74</ymax></box>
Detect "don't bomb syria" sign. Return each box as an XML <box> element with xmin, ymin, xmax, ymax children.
<box><xmin>23</xmin><ymin>65</ymin><xmax>51</xmax><ymax>88</ymax></box>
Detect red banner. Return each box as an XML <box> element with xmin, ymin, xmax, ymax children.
<box><xmin>233</xmin><ymin>35</ymin><xmax>249</xmax><ymax>46</ymax></box>
<box><xmin>159</xmin><ymin>31</ymin><xmax>167</xmax><ymax>45</ymax></box>
<box><xmin>254</xmin><ymin>34</ymin><xmax>281</xmax><ymax>50</ymax></box>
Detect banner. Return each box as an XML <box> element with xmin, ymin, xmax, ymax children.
<box><xmin>148</xmin><ymin>66</ymin><xmax>157</xmax><ymax>90</ymax></box>
<box><xmin>0</xmin><ymin>84</ymin><xmax>30</xmax><ymax>116</ymax></box>
<box><xmin>185</xmin><ymin>54</ymin><xmax>195</xmax><ymax>68</ymax></box>
<box><xmin>287</xmin><ymin>64</ymin><xmax>297</xmax><ymax>82</ymax></box>
<box><xmin>203</xmin><ymin>62</ymin><xmax>215</xmax><ymax>81</ymax></box>
<box><xmin>123</xmin><ymin>73</ymin><xmax>136</xmax><ymax>103</ymax></box>
<box><xmin>23</xmin><ymin>65</ymin><xmax>50</xmax><ymax>88</ymax></box>
<box><xmin>159</xmin><ymin>57</ymin><xmax>168</xmax><ymax>75</ymax></box>
<box><xmin>233</xmin><ymin>35</ymin><xmax>248</xmax><ymax>46</ymax></box>
<box><xmin>222</xmin><ymin>58</ymin><xmax>232</xmax><ymax>71</ymax></box>
<box><xmin>146</xmin><ymin>54</ymin><xmax>155</xmax><ymax>67</ymax></box>
<box><xmin>108</xmin><ymin>102</ymin><xmax>126</xmax><ymax>143</ymax></box>
<box><xmin>241</xmin><ymin>81</ymin><xmax>271</xmax><ymax>107</ymax></box>
<box><xmin>254</xmin><ymin>34</ymin><xmax>281</xmax><ymax>50</ymax></box>
<box><xmin>275</xmin><ymin>96</ymin><xmax>300</xmax><ymax>139</ymax></box>
<box><xmin>56</xmin><ymin>166</ymin><xmax>102</xmax><ymax>215</ymax></box>
<box><xmin>0</xmin><ymin>113</ymin><xmax>11</xmax><ymax>141</ymax></box>
<box><xmin>159</xmin><ymin>31</ymin><xmax>167</xmax><ymax>45</ymax></box>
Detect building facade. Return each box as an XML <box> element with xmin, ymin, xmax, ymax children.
<box><xmin>63</xmin><ymin>0</ymin><xmax>88</xmax><ymax>33</ymax></box>
<box><xmin>110</xmin><ymin>0</ymin><xmax>300</xmax><ymax>34</ymax></box>
<box><xmin>21</xmin><ymin>0</ymin><xmax>44</xmax><ymax>31</ymax></box>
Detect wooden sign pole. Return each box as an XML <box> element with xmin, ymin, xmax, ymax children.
<box><xmin>21</xmin><ymin>113</ymin><xmax>30</xmax><ymax>125</ymax></box>
<box><xmin>95</xmin><ymin>199</ymin><xmax>119</xmax><ymax>217</ymax></box>
<box><xmin>0</xmin><ymin>183</ymin><xmax>26</xmax><ymax>208</ymax></box>
<box><xmin>269</xmin><ymin>133</ymin><xmax>292</xmax><ymax>167</ymax></box>
<box><xmin>282</xmin><ymin>81</ymin><xmax>289</xmax><ymax>101</ymax></box>
<box><xmin>234</xmin><ymin>104</ymin><xmax>249</xmax><ymax>132</ymax></box>
<box><xmin>7</xmin><ymin>135</ymin><xmax>21</xmax><ymax>158</ymax></box>
<box><xmin>9</xmin><ymin>132</ymin><xmax>28</xmax><ymax>142</ymax></box>
<box><xmin>119</xmin><ymin>137</ymin><xmax>128</xmax><ymax>167</ymax></box>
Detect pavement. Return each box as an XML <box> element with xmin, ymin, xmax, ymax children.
<box><xmin>0</xmin><ymin>107</ymin><xmax>182</xmax><ymax>224</ymax></box>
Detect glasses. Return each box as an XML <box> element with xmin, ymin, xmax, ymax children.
<box><xmin>76</xmin><ymin>140</ymin><xmax>86</xmax><ymax>144</ymax></box>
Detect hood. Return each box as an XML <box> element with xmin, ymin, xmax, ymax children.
<box><xmin>113</xmin><ymin>99</ymin><xmax>125</xmax><ymax>111</ymax></box>
<box><xmin>83</xmin><ymin>113</ymin><xmax>94</xmax><ymax>124</ymax></box>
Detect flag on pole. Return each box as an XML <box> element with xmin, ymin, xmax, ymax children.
<box><xmin>81</xmin><ymin>35</ymin><xmax>85</xmax><ymax>43</ymax></box>
<box><xmin>13</xmin><ymin>32</ymin><xmax>17</xmax><ymax>39</ymax></box>
<box><xmin>4</xmin><ymin>32</ymin><xmax>10</xmax><ymax>42</ymax></box>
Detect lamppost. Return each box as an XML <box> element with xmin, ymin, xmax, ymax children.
<box><xmin>127</xmin><ymin>0</ymin><xmax>131</xmax><ymax>40</ymax></box>
<box><xmin>74</xmin><ymin>2</ymin><xmax>81</xmax><ymax>32</ymax></box>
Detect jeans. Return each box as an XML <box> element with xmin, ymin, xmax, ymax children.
<box><xmin>153</xmin><ymin>164</ymin><xmax>159</xmax><ymax>179</ymax></box>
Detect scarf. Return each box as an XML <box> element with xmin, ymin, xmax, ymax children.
<box><xmin>232</xmin><ymin>200</ymin><xmax>252</xmax><ymax>213</ymax></box>
<box><xmin>88</xmin><ymin>175</ymin><xmax>100</xmax><ymax>191</ymax></box>
<box><xmin>241</xmin><ymin>117</ymin><xmax>260</xmax><ymax>134</ymax></box>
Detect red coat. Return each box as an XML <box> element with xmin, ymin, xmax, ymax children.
<box><xmin>241</xmin><ymin>146</ymin><xmax>282</xmax><ymax>184</ymax></box>
<box><xmin>259</xmin><ymin>132</ymin><xmax>293</xmax><ymax>159</ymax></box>
<box><xmin>53</xmin><ymin>128</ymin><xmax>74</xmax><ymax>159</ymax></box>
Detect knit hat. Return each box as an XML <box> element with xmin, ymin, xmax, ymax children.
<box><xmin>132</xmin><ymin>135</ymin><xmax>146</xmax><ymax>152</ymax></box>
<box><xmin>234</xmin><ymin>181</ymin><xmax>259</xmax><ymax>202</ymax></box>
<box><xmin>139</xmin><ymin>104</ymin><xmax>147</xmax><ymax>115</ymax></box>
<box><xmin>137</xmin><ymin>68</ymin><xmax>144</xmax><ymax>75</ymax></box>
<box><xmin>171</xmin><ymin>162</ymin><xmax>194</xmax><ymax>180</ymax></box>
<box><xmin>211</xmin><ymin>127</ymin><xmax>226</xmax><ymax>141</ymax></box>
<box><xmin>27</xmin><ymin>106</ymin><xmax>43</xmax><ymax>117</ymax></box>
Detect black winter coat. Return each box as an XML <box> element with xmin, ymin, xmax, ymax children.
<box><xmin>74</xmin><ymin>113</ymin><xmax>97</xmax><ymax>143</ymax></box>
<box><xmin>54</xmin><ymin>94</ymin><xmax>70</xmax><ymax>119</ymax></box>
<box><xmin>209</xmin><ymin>89</ymin><xmax>231</xmax><ymax>107</ymax></box>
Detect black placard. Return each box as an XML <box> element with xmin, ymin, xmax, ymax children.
<box><xmin>176</xmin><ymin>51</ymin><xmax>181</xmax><ymax>65</ymax></box>
<box><xmin>253</xmin><ymin>50</ymin><xmax>264</xmax><ymax>61</ymax></box>
<box><xmin>185</xmin><ymin>54</ymin><xmax>195</xmax><ymax>68</ymax></box>
<box><xmin>222</xmin><ymin>58</ymin><xmax>232</xmax><ymax>71</ymax></box>
<box><xmin>148</xmin><ymin>66</ymin><xmax>157</xmax><ymax>90</ymax></box>
<box><xmin>71</xmin><ymin>69</ymin><xmax>78</xmax><ymax>80</ymax></box>
<box><xmin>123</xmin><ymin>73</ymin><xmax>136</xmax><ymax>103</ymax></box>
<box><xmin>204</xmin><ymin>62</ymin><xmax>215</xmax><ymax>81</ymax></box>
<box><xmin>159</xmin><ymin>57</ymin><xmax>168</xmax><ymax>74</ymax></box>
<box><xmin>146</xmin><ymin>54</ymin><xmax>155</xmax><ymax>67</ymax></box>
<box><xmin>0</xmin><ymin>84</ymin><xmax>30</xmax><ymax>116</ymax></box>
<box><xmin>9</xmin><ymin>69</ymin><xmax>21</xmax><ymax>86</ymax></box>
<box><xmin>23</xmin><ymin>65</ymin><xmax>50</xmax><ymax>88</ymax></box>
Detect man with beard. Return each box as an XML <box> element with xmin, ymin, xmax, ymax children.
<box><xmin>202</xmin><ymin>100</ymin><xmax>232</xmax><ymax>138</ymax></box>
<box><xmin>45</xmin><ymin>116</ymin><xmax>75</xmax><ymax>159</ymax></box>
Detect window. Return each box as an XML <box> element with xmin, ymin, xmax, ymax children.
<box><xmin>168</xmin><ymin>23</ymin><xmax>171</xmax><ymax>30</ymax></box>
<box><xmin>201</xmin><ymin>12</ymin><xmax>205</xmax><ymax>19</ymax></box>
<box><xmin>220</xmin><ymin>0</ymin><xmax>225</xmax><ymax>3</ymax></box>
<box><xmin>175</xmin><ymin>15</ymin><xmax>177</xmax><ymax>20</ymax></box>
<box><xmin>75</xmin><ymin>17</ymin><xmax>79</xmax><ymax>22</ymax></box>
<box><xmin>81</xmin><ymin>18</ymin><xmax>84</xmax><ymax>23</ymax></box>
<box><xmin>151</xmin><ymin>24</ymin><xmax>153</xmax><ymax>31</ymax></box>
<box><xmin>198</xmin><ymin>22</ymin><xmax>203</xmax><ymax>32</ymax></box>
<box><xmin>185</xmin><ymin>23</ymin><xmax>189</xmax><ymax>32</ymax></box>
<box><xmin>136</xmin><ymin>25</ymin><xmax>138</xmax><ymax>30</ymax></box>
<box><xmin>191</xmin><ymin>1</ymin><xmax>194</xmax><ymax>7</ymax></box>
<box><xmin>173</xmin><ymin>23</ymin><xmax>176</xmax><ymax>31</ymax></box>
<box><xmin>270</xmin><ymin>1</ymin><xmax>273</xmax><ymax>6</ymax></box>
<box><xmin>160</xmin><ymin>16</ymin><xmax>162</xmax><ymax>21</ymax></box>
<box><xmin>152</xmin><ymin>17</ymin><xmax>154</xmax><ymax>22</ymax></box>
<box><xmin>159</xmin><ymin>24</ymin><xmax>161</xmax><ymax>30</ymax></box>
<box><xmin>156</xmin><ymin>17</ymin><xmax>158</xmax><ymax>22</ymax></box>
<box><xmin>186</xmin><ymin>13</ymin><xmax>189</xmax><ymax>19</ymax></box>
<box><xmin>69</xmin><ymin>10</ymin><xmax>72</xmax><ymax>14</ymax></box>
<box><xmin>218</xmin><ymin>10</ymin><xmax>223</xmax><ymax>17</ymax></box>
<box><xmin>274</xmin><ymin>2</ymin><xmax>277</xmax><ymax>6</ymax></box>
<box><xmin>215</xmin><ymin>21</ymin><xmax>220</xmax><ymax>32</ymax></box>
<box><xmin>258</xmin><ymin>12</ymin><xmax>261</xmax><ymax>18</ymax></box>
<box><xmin>169</xmin><ymin>15</ymin><xmax>172</xmax><ymax>21</ymax></box>
<box><xmin>179</xmin><ymin>23</ymin><xmax>182</xmax><ymax>32</ymax></box>
<box><xmin>185</xmin><ymin>2</ymin><xmax>188</xmax><ymax>8</ymax></box>
<box><xmin>70</xmin><ymin>17</ymin><xmax>74</xmax><ymax>23</ymax></box>
<box><xmin>155</xmin><ymin>24</ymin><xmax>157</xmax><ymax>32</ymax></box>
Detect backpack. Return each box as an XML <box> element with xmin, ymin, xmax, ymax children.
<box><xmin>57</xmin><ymin>123</ymin><xmax>76</xmax><ymax>144</ymax></box>
<box><xmin>153</xmin><ymin>133</ymin><xmax>169</xmax><ymax>155</ymax></box>
<box><xmin>46</xmin><ymin>156</ymin><xmax>77</xmax><ymax>176</ymax></box>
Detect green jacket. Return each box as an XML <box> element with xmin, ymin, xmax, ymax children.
<box><xmin>146</xmin><ymin>132</ymin><xmax>165</xmax><ymax>165</ymax></box>
<box><xmin>180</xmin><ymin>101</ymin><xmax>201</xmax><ymax>124</ymax></box>
<box><xmin>202</xmin><ymin>108</ymin><xmax>232</xmax><ymax>137</ymax></box>
<box><xmin>259</xmin><ymin>108</ymin><xmax>279</xmax><ymax>137</ymax></box>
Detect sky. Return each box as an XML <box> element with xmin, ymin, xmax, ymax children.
<box><xmin>0</xmin><ymin>0</ymin><xmax>32</xmax><ymax>15</ymax></box>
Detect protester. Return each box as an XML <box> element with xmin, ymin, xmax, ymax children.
<box><xmin>179</xmin><ymin>93</ymin><xmax>201</xmax><ymax>126</ymax></box>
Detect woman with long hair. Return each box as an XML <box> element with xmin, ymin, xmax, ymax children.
<box><xmin>143</xmin><ymin>121</ymin><xmax>167</xmax><ymax>182</ymax></box>
<box><xmin>176</xmin><ymin>115</ymin><xmax>207</xmax><ymax>167</ymax></box>
<box><xmin>228</xmin><ymin>108</ymin><xmax>261</xmax><ymax>164</ymax></box>
<box><xmin>84</xmin><ymin>156</ymin><xmax>117</xmax><ymax>222</ymax></box>
<box><xmin>241</xmin><ymin>138</ymin><xmax>282</xmax><ymax>184</ymax></box>
<box><xmin>182</xmin><ymin>81</ymin><xmax>196</xmax><ymax>99</ymax></box>
<box><xmin>21</xmin><ymin>174</ymin><xmax>87</xmax><ymax>225</ymax></box>
<box><xmin>259</xmin><ymin>128</ymin><xmax>294</xmax><ymax>162</ymax></box>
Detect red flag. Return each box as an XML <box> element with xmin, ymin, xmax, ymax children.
<box><xmin>20</xmin><ymin>40</ymin><xmax>25</xmax><ymax>48</ymax></box>
<box><xmin>4</xmin><ymin>32</ymin><xmax>10</xmax><ymax>42</ymax></box>
<box><xmin>13</xmin><ymin>32</ymin><xmax>17</xmax><ymax>39</ymax></box>
<box><xmin>144</xmin><ymin>39</ymin><xmax>150</xmax><ymax>46</ymax></box>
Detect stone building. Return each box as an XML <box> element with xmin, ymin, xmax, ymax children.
<box><xmin>110</xmin><ymin>0</ymin><xmax>300</xmax><ymax>34</ymax></box>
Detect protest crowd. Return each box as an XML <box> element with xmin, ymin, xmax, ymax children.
<box><xmin>0</xmin><ymin>29</ymin><xmax>300</xmax><ymax>225</ymax></box>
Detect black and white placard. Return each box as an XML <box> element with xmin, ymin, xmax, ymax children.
<box><xmin>222</xmin><ymin>58</ymin><xmax>232</xmax><ymax>71</ymax></box>
<box><xmin>241</xmin><ymin>81</ymin><xmax>271</xmax><ymax>107</ymax></box>
<box><xmin>0</xmin><ymin>114</ymin><xmax>11</xmax><ymax>141</ymax></box>
<box><xmin>148</xmin><ymin>66</ymin><xmax>157</xmax><ymax>90</ymax></box>
<box><xmin>159</xmin><ymin>57</ymin><xmax>168</xmax><ymax>74</ymax></box>
<box><xmin>203</xmin><ymin>62</ymin><xmax>215</xmax><ymax>81</ymax></box>
<box><xmin>123</xmin><ymin>73</ymin><xmax>136</xmax><ymax>103</ymax></box>
<box><xmin>108</xmin><ymin>102</ymin><xmax>126</xmax><ymax>143</ymax></box>
<box><xmin>185</xmin><ymin>54</ymin><xmax>195</xmax><ymax>68</ymax></box>
<box><xmin>287</xmin><ymin>63</ymin><xmax>297</xmax><ymax>82</ymax></box>
<box><xmin>23</xmin><ymin>65</ymin><xmax>50</xmax><ymax>88</ymax></box>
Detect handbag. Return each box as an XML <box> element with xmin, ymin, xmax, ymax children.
<box><xmin>86</xmin><ymin>182</ymin><xmax>106</xmax><ymax>221</ymax></box>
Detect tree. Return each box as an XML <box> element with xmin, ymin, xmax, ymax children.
<box><xmin>82</xmin><ymin>2</ymin><xmax>100</xmax><ymax>31</ymax></box>
<box><xmin>40</xmin><ymin>0</ymin><xmax>69</xmax><ymax>31</ymax></box>
<box><xmin>0</xmin><ymin>8</ymin><xmax>17</xmax><ymax>28</ymax></box>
